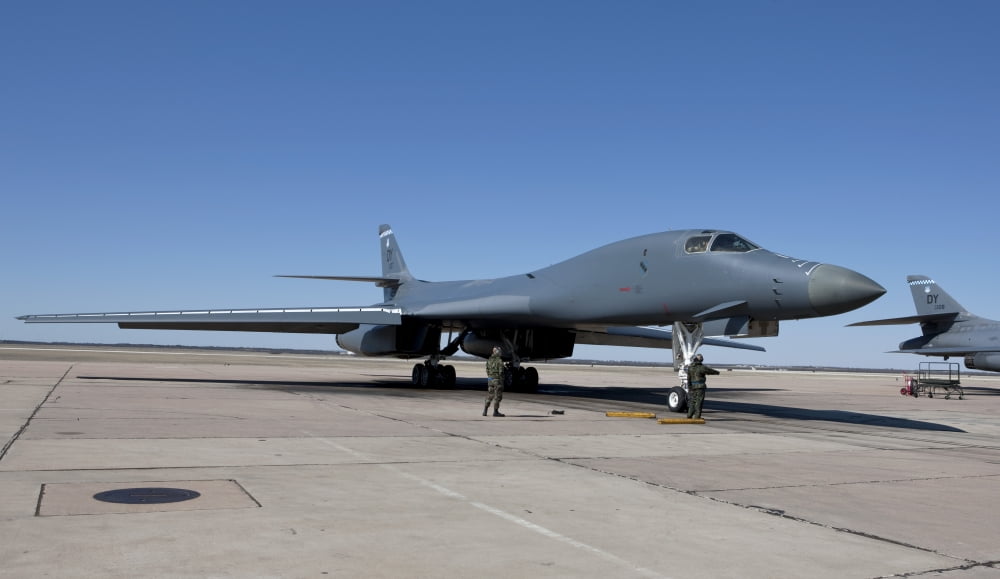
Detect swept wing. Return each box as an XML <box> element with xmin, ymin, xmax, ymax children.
<box><xmin>18</xmin><ymin>307</ymin><xmax>400</xmax><ymax>334</ymax></box>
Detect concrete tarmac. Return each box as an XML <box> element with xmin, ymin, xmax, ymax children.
<box><xmin>2</xmin><ymin>344</ymin><xmax>1000</xmax><ymax>578</ymax></box>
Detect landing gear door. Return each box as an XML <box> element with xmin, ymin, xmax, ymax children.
<box><xmin>671</xmin><ymin>326</ymin><xmax>683</xmax><ymax>371</ymax></box>
<box><xmin>671</xmin><ymin>322</ymin><xmax>703</xmax><ymax>387</ymax></box>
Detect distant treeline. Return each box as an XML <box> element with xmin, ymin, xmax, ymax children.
<box><xmin>1</xmin><ymin>340</ymin><xmax>915</xmax><ymax>374</ymax></box>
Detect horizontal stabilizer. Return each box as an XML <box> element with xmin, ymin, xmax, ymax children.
<box><xmin>848</xmin><ymin>313</ymin><xmax>957</xmax><ymax>327</ymax></box>
<box><xmin>18</xmin><ymin>307</ymin><xmax>402</xmax><ymax>335</ymax></box>
<box><xmin>896</xmin><ymin>346</ymin><xmax>1000</xmax><ymax>355</ymax></box>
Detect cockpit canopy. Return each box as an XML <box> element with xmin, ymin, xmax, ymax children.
<box><xmin>684</xmin><ymin>231</ymin><xmax>760</xmax><ymax>254</ymax></box>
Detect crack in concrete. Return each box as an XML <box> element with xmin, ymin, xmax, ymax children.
<box><xmin>871</xmin><ymin>559</ymin><xmax>1000</xmax><ymax>578</ymax></box>
<box><xmin>696</xmin><ymin>471</ymin><xmax>1000</xmax><ymax>493</ymax></box>
<box><xmin>0</xmin><ymin>365</ymin><xmax>74</xmax><ymax>463</ymax></box>
<box><xmin>550</xmin><ymin>458</ymin><xmax>983</xmax><ymax>575</ymax></box>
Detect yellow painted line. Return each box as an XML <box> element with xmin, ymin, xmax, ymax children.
<box><xmin>657</xmin><ymin>418</ymin><xmax>706</xmax><ymax>425</ymax></box>
<box><xmin>605</xmin><ymin>411</ymin><xmax>657</xmax><ymax>419</ymax></box>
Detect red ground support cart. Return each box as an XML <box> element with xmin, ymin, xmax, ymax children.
<box><xmin>902</xmin><ymin>362</ymin><xmax>964</xmax><ymax>400</ymax></box>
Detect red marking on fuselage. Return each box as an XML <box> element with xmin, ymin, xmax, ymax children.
<box><xmin>619</xmin><ymin>287</ymin><xmax>631</xmax><ymax>292</ymax></box>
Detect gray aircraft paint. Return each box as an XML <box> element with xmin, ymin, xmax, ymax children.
<box><xmin>20</xmin><ymin>224</ymin><xmax>884</xmax><ymax>384</ymax></box>
<box><xmin>850</xmin><ymin>275</ymin><xmax>1000</xmax><ymax>372</ymax></box>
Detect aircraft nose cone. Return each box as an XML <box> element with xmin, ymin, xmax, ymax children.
<box><xmin>808</xmin><ymin>264</ymin><xmax>886</xmax><ymax>316</ymax></box>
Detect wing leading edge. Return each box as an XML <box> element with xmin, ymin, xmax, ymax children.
<box><xmin>18</xmin><ymin>307</ymin><xmax>401</xmax><ymax>335</ymax></box>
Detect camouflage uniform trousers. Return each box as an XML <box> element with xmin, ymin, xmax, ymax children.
<box><xmin>485</xmin><ymin>378</ymin><xmax>504</xmax><ymax>408</ymax></box>
<box><xmin>687</xmin><ymin>383</ymin><xmax>706</xmax><ymax>419</ymax></box>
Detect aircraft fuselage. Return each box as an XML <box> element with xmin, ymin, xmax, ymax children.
<box><xmin>395</xmin><ymin>229</ymin><xmax>881</xmax><ymax>330</ymax></box>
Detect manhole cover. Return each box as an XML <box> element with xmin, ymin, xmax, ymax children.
<box><xmin>93</xmin><ymin>487</ymin><xmax>201</xmax><ymax>504</ymax></box>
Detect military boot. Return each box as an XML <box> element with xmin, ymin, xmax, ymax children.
<box><xmin>483</xmin><ymin>403</ymin><xmax>490</xmax><ymax>417</ymax></box>
<box><xmin>493</xmin><ymin>408</ymin><xmax>505</xmax><ymax>417</ymax></box>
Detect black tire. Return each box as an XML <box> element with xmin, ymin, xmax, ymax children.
<box><xmin>441</xmin><ymin>365</ymin><xmax>457</xmax><ymax>388</ymax></box>
<box><xmin>667</xmin><ymin>386</ymin><xmax>688</xmax><ymax>413</ymax></box>
<box><xmin>523</xmin><ymin>366</ymin><xmax>539</xmax><ymax>391</ymax></box>
<box><xmin>416</xmin><ymin>364</ymin><xmax>430</xmax><ymax>387</ymax></box>
<box><xmin>411</xmin><ymin>364</ymin><xmax>423</xmax><ymax>386</ymax></box>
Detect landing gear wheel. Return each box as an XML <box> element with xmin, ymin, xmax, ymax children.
<box><xmin>413</xmin><ymin>364</ymin><xmax>430</xmax><ymax>387</ymax></box>
<box><xmin>504</xmin><ymin>366</ymin><xmax>539</xmax><ymax>391</ymax></box>
<box><xmin>523</xmin><ymin>366</ymin><xmax>539</xmax><ymax>391</ymax></box>
<box><xmin>667</xmin><ymin>386</ymin><xmax>688</xmax><ymax>413</ymax></box>
<box><xmin>514</xmin><ymin>367</ymin><xmax>526</xmax><ymax>389</ymax></box>
<box><xmin>440</xmin><ymin>365</ymin><xmax>457</xmax><ymax>388</ymax></box>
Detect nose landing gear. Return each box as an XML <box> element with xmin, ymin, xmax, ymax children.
<box><xmin>667</xmin><ymin>322</ymin><xmax>704</xmax><ymax>413</ymax></box>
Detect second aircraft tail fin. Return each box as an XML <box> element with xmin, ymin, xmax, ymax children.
<box><xmin>906</xmin><ymin>275</ymin><xmax>967</xmax><ymax>317</ymax></box>
<box><xmin>849</xmin><ymin>275</ymin><xmax>969</xmax><ymax>330</ymax></box>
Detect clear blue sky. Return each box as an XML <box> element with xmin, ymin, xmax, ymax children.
<box><xmin>3</xmin><ymin>1</ymin><xmax>998</xmax><ymax>369</ymax></box>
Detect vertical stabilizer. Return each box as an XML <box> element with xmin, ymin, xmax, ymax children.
<box><xmin>906</xmin><ymin>275</ymin><xmax>967</xmax><ymax>317</ymax></box>
<box><xmin>379</xmin><ymin>224</ymin><xmax>413</xmax><ymax>302</ymax></box>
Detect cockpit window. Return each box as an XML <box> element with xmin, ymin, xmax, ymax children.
<box><xmin>710</xmin><ymin>233</ymin><xmax>759</xmax><ymax>253</ymax></box>
<box><xmin>684</xmin><ymin>235</ymin><xmax>711</xmax><ymax>253</ymax></box>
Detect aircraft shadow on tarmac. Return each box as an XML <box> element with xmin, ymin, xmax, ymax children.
<box><xmin>78</xmin><ymin>375</ymin><xmax>964</xmax><ymax>433</ymax></box>
<box><xmin>961</xmin><ymin>386</ymin><xmax>1000</xmax><ymax>396</ymax></box>
<box><xmin>706</xmin><ymin>400</ymin><xmax>964</xmax><ymax>432</ymax></box>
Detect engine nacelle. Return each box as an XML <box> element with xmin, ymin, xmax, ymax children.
<box><xmin>336</xmin><ymin>323</ymin><xmax>440</xmax><ymax>358</ymax></box>
<box><xmin>460</xmin><ymin>335</ymin><xmax>504</xmax><ymax>359</ymax></box>
<box><xmin>461</xmin><ymin>328</ymin><xmax>575</xmax><ymax>360</ymax></box>
<box><xmin>964</xmin><ymin>353</ymin><xmax>1000</xmax><ymax>372</ymax></box>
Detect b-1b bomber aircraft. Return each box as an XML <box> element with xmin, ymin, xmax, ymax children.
<box><xmin>19</xmin><ymin>225</ymin><xmax>884</xmax><ymax>410</ymax></box>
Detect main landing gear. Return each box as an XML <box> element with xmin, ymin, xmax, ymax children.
<box><xmin>410</xmin><ymin>329</ymin><xmax>466</xmax><ymax>388</ymax></box>
<box><xmin>411</xmin><ymin>358</ymin><xmax>457</xmax><ymax>387</ymax></box>
<box><xmin>497</xmin><ymin>334</ymin><xmax>539</xmax><ymax>391</ymax></box>
<box><xmin>407</xmin><ymin>330</ymin><xmax>541</xmax><ymax>391</ymax></box>
<box><xmin>504</xmin><ymin>362</ymin><xmax>539</xmax><ymax>391</ymax></box>
<box><xmin>410</xmin><ymin>357</ymin><xmax>540</xmax><ymax>390</ymax></box>
<box><xmin>666</xmin><ymin>322</ymin><xmax>703</xmax><ymax>413</ymax></box>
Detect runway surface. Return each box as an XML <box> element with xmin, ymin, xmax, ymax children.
<box><xmin>3</xmin><ymin>344</ymin><xmax>1000</xmax><ymax>578</ymax></box>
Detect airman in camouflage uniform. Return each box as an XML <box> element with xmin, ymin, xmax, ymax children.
<box><xmin>686</xmin><ymin>354</ymin><xmax>719</xmax><ymax>419</ymax></box>
<box><xmin>484</xmin><ymin>346</ymin><xmax>505</xmax><ymax>417</ymax></box>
